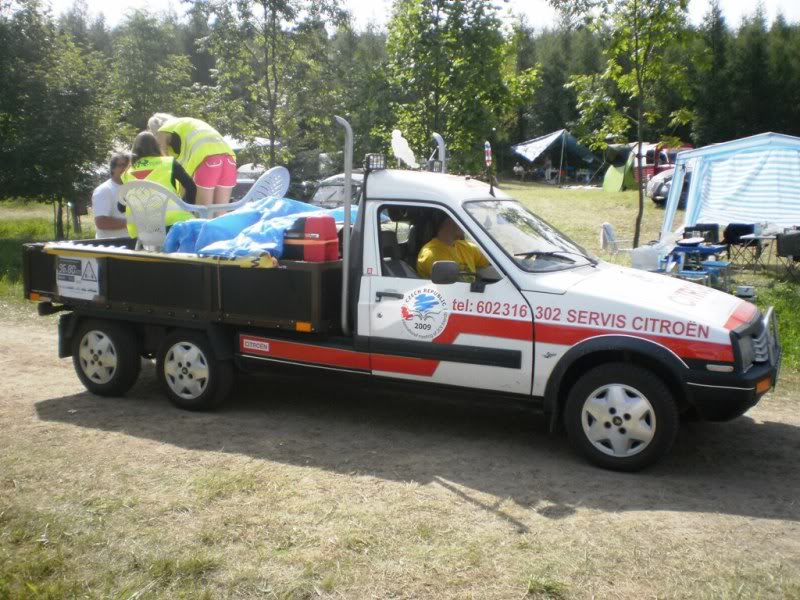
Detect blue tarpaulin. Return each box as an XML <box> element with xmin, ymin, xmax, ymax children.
<box><xmin>164</xmin><ymin>197</ymin><xmax>357</xmax><ymax>258</ymax></box>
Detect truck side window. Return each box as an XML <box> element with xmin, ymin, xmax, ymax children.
<box><xmin>377</xmin><ymin>206</ymin><xmax>419</xmax><ymax>279</ymax></box>
<box><xmin>378</xmin><ymin>205</ymin><xmax>499</xmax><ymax>283</ymax></box>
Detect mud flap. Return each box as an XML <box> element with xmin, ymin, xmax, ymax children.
<box><xmin>57</xmin><ymin>312</ymin><xmax>77</xmax><ymax>358</ymax></box>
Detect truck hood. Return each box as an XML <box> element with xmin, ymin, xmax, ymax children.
<box><xmin>573</xmin><ymin>263</ymin><xmax>749</xmax><ymax>329</ymax></box>
<box><xmin>522</xmin><ymin>262</ymin><xmax>752</xmax><ymax>331</ymax></box>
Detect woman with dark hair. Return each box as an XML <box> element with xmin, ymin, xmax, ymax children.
<box><xmin>121</xmin><ymin>131</ymin><xmax>198</xmax><ymax>237</ymax></box>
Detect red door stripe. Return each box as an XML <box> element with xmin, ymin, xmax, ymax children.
<box><xmin>434</xmin><ymin>313</ymin><xmax>533</xmax><ymax>345</ymax></box>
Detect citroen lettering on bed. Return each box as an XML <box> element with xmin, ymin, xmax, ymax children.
<box><xmin>241</xmin><ymin>337</ymin><xmax>270</xmax><ymax>353</ymax></box>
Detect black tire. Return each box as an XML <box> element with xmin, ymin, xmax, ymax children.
<box><xmin>156</xmin><ymin>330</ymin><xmax>232</xmax><ymax>411</ymax></box>
<box><xmin>71</xmin><ymin>319</ymin><xmax>141</xmax><ymax>396</ymax></box>
<box><xmin>564</xmin><ymin>363</ymin><xmax>679</xmax><ymax>472</ymax></box>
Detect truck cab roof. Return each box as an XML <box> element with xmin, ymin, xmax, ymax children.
<box><xmin>365</xmin><ymin>169</ymin><xmax>511</xmax><ymax>204</ymax></box>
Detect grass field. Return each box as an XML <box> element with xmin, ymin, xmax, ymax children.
<box><xmin>1</xmin><ymin>187</ymin><xmax>799</xmax><ymax>599</ymax></box>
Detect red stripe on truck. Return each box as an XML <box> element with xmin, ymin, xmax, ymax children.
<box><xmin>239</xmin><ymin>336</ymin><xmax>370</xmax><ymax>371</ymax></box>
<box><xmin>534</xmin><ymin>323</ymin><xmax>733</xmax><ymax>362</ymax></box>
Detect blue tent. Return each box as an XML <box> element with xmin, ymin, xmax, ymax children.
<box><xmin>661</xmin><ymin>132</ymin><xmax>800</xmax><ymax>237</ymax></box>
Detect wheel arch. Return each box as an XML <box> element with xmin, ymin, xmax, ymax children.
<box><xmin>544</xmin><ymin>335</ymin><xmax>690</xmax><ymax>432</ymax></box>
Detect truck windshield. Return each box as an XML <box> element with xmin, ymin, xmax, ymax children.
<box><xmin>465</xmin><ymin>200</ymin><xmax>596</xmax><ymax>272</ymax></box>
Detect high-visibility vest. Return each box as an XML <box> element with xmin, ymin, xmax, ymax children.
<box><xmin>121</xmin><ymin>156</ymin><xmax>193</xmax><ymax>238</ymax></box>
<box><xmin>158</xmin><ymin>117</ymin><xmax>235</xmax><ymax>176</ymax></box>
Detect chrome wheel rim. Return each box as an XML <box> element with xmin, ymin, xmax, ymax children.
<box><xmin>163</xmin><ymin>341</ymin><xmax>209</xmax><ymax>400</ymax></box>
<box><xmin>581</xmin><ymin>384</ymin><xmax>656</xmax><ymax>458</ymax></box>
<box><xmin>78</xmin><ymin>330</ymin><xmax>118</xmax><ymax>385</ymax></box>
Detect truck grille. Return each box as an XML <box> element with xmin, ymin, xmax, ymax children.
<box><xmin>753</xmin><ymin>327</ymin><xmax>770</xmax><ymax>363</ymax></box>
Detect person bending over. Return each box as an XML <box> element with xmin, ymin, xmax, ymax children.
<box><xmin>147</xmin><ymin>113</ymin><xmax>236</xmax><ymax>208</ymax></box>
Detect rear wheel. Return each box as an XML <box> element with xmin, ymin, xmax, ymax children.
<box><xmin>72</xmin><ymin>319</ymin><xmax>141</xmax><ymax>396</ymax></box>
<box><xmin>156</xmin><ymin>330</ymin><xmax>232</xmax><ymax>411</ymax></box>
<box><xmin>564</xmin><ymin>363</ymin><xmax>679</xmax><ymax>471</ymax></box>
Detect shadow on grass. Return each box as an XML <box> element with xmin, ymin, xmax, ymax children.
<box><xmin>35</xmin><ymin>366</ymin><xmax>800</xmax><ymax>527</ymax></box>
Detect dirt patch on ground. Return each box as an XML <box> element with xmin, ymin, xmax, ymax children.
<box><xmin>1</xmin><ymin>314</ymin><xmax>799</xmax><ymax>599</ymax></box>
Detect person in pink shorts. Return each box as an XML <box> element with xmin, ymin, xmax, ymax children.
<box><xmin>148</xmin><ymin>113</ymin><xmax>237</xmax><ymax>208</ymax></box>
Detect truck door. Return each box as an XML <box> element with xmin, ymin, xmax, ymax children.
<box><xmin>365</xmin><ymin>202</ymin><xmax>533</xmax><ymax>395</ymax></box>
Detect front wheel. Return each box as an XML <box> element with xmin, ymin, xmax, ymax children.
<box><xmin>156</xmin><ymin>330</ymin><xmax>232</xmax><ymax>411</ymax></box>
<box><xmin>564</xmin><ymin>363</ymin><xmax>679</xmax><ymax>471</ymax></box>
<box><xmin>71</xmin><ymin>319</ymin><xmax>141</xmax><ymax>396</ymax></box>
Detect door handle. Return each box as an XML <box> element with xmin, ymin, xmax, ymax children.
<box><xmin>376</xmin><ymin>290</ymin><xmax>404</xmax><ymax>301</ymax></box>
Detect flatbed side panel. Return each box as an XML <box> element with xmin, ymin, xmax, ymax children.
<box><xmin>108</xmin><ymin>259</ymin><xmax>211</xmax><ymax>311</ymax></box>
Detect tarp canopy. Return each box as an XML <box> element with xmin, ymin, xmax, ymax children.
<box><xmin>511</xmin><ymin>129</ymin><xmax>599</xmax><ymax>166</ymax></box>
<box><xmin>661</xmin><ymin>132</ymin><xmax>800</xmax><ymax>237</ymax></box>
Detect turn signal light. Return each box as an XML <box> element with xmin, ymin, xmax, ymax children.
<box><xmin>755</xmin><ymin>377</ymin><xmax>771</xmax><ymax>394</ymax></box>
<box><xmin>29</xmin><ymin>292</ymin><xmax>40</xmax><ymax>302</ymax></box>
<box><xmin>295</xmin><ymin>321</ymin><xmax>313</xmax><ymax>333</ymax></box>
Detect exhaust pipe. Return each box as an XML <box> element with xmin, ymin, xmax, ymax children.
<box><xmin>432</xmin><ymin>132</ymin><xmax>447</xmax><ymax>173</ymax></box>
<box><xmin>335</xmin><ymin>116</ymin><xmax>353</xmax><ymax>336</ymax></box>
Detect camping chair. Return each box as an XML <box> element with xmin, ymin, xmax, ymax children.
<box><xmin>223</xmin><ymin>166</ymin><xmax>291</xmax><ymax>212</ymax></box>
<box><xmin>722</xmin><ymin>223</ymin><xmax>759</xmax><ymax>269</ymax></box>
<box><xmin>776</xmin><ymin>230</ymin><xmax>800</xmax><ymax>281</ymax></box>
<box><xmin>684</xmin><ymin>223</ymin><xmax>720</xmax><ymax>244</ymax></box>
<box><xmin>118</xmin><ymin>181</ymin><xmax>204</xmax><ymax>251</ymax></box>
<box><xmin>599</xmin><ymin>222</ymin><xmax>633</xmax><ymax>256</ymax></box>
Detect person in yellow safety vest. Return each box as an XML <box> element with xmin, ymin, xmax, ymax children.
<box><xmin>121</xmin><ymin>131</ymin><xmax>197</xmax><ymax>238</ymax></box>
<box><xmin>147</xmin><ymin>113</ymin><xmax>237</xmax><ymax>209</ymax></box>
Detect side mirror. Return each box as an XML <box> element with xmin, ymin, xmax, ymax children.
<box><xmin>431</xmin><ymin>260</ymin><xmax>460</xmax><ymax>284</ymax></box>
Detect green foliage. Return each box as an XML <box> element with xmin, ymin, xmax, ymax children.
<box><xmin>111</xmin><ymin>10</ymin><xmax>197</xmax><ymax>137</ymax></box>
<box><xmin>387</xmin><ymin>0</ymin><xmax>539</xmax><ymax>174</ymax></box>
<box><xmin>0</xmin><ymin>0</ymin><xmax>114</xmax><ymax>238</ymax></box>
<box><xmin>552</xmin><ymin>0</ymin><xmax>689</xmax><ymax>247</ymax></box>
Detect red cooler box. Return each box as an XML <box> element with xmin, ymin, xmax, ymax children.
<box><xmin>283</xmin><ymin>215</ymin><xmax>339</xmax><ymax>262</ymax></box>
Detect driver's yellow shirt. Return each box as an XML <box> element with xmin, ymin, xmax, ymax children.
<box><xmin>417</xmin><ymin>238</ymin><xmax>490</xmax><ymax>279</ymax></box>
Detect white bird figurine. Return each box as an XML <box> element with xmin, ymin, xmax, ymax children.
<box><xmin>391</xmin><ymin>129</ymin><xmax>419</xmax><ymax>169</ymax></box>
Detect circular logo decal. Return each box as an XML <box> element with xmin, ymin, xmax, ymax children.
<box><xmin>400</xmin><ymin>287</ymin><xmax>449</xmax><ymax>339</ymax></box>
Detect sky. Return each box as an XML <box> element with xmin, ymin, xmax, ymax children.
<box><xmin>48</xmin><ymin>0</ymin><xmax>800</xmax><ymax>29</ymax></box>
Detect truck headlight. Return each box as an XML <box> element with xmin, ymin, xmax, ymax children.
<box><xmin>737</xmin><ymin>335</ymin><xmax>755</xmax><ymax>370</ymax></box>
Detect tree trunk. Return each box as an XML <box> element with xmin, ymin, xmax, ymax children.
<box><xmin>54</xmin><ymin>199</ymin><xmax>65</xmax><ymax>241</ymax></box>
<box><xmin>634</xmin><ymin>103</ymin><xmax>644</xmax><ymax>249</ymax></box>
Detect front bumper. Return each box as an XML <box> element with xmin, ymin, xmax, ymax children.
<box><xmin>685</xmin><ymin>358</ymin><xmax>780</xmax><ymax>421</ymax></box>
<box><xmin>685</xmin><ymin>308</ymin><xmax>780</xmax><ymax>421</ymax></box>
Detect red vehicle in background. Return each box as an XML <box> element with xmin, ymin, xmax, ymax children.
<box><xmin>634</xmin><ymin>142</ymin><xmax>693</xmax><ymax>184</ymax></box>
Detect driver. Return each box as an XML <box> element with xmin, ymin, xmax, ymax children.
<box><xmin>417</xmin><ymin>214</ymin><xmax>490</xmax><ymax>279</ymax></box>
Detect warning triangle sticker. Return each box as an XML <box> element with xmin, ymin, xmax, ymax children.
<box><xmin>82</xmin><ymin>261</ymin><xmax>97</xmax><ymax>282</ymax></box>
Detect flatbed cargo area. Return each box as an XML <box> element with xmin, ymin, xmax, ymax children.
<box><xmin>23</xmin><ymin>239</ymin><xmax>343</xmax><ymax>333</ymax></box>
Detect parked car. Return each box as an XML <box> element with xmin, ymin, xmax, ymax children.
<box><xmin>647</xmin><ymin>168</ymin><xmax>690</xmax><ymax>209</ymax></box>
<box><xmin>635</xmin><ymin>143</ymin><xmax>692</xmax><ymax>184</ymax></box>
<box><xmin>309</xmin><ymin>172</ymin><xmax>364</xmax><ymax>208</ymax></box>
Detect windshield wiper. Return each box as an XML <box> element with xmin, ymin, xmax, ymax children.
<box><xmin>513</xmin><ymin>250</ymin><xmax>597</xmax><ymax>266</ymax></box>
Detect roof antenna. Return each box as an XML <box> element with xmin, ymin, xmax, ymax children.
<box><xmin>484</xmin><ymin>141</ymin><xmax>495</xmax><ymax>197</ymax></box>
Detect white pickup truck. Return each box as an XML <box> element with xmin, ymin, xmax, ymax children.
<box><xmin>23</xmin><ymin>129</ymin><xmax>780</xmax><ymax>472</ymax></box>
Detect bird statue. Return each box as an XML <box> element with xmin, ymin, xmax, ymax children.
<box><xmin>391</xmin><ymin>129</ymin><xmax>420</xmax><ymax>169</ymax></box>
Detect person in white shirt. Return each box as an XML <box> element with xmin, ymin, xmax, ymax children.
<box><xmin>92</xmin><ymin>153</ymin><xmax>130</xmax><ymax>238</ymax></box>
